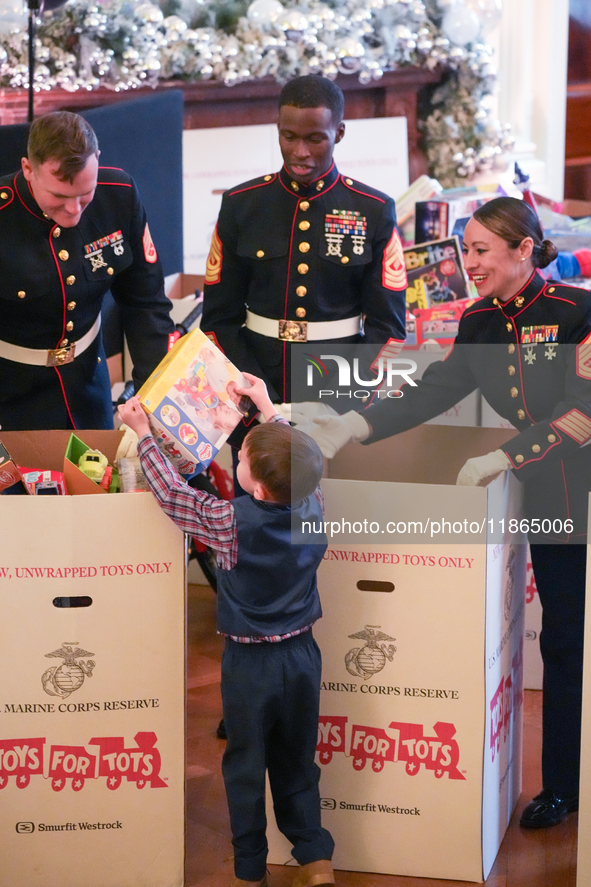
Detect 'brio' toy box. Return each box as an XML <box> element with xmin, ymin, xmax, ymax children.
<box><xmin>138</xmin><ymin>328</ymin><xmax>251</xmax><ymax>476</ymax></box>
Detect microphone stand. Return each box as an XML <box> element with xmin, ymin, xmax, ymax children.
<box><xmin>27</xmin><ymin>0</ymin><xmax>40</xmax><ymax>122</ymax></box>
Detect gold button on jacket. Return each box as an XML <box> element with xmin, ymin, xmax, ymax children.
<box><xmin>200</xmin><ymin>163</ymin><xmax>407</xmax><ymax>415</ymax></box>
<box><xmin>0</xmin><ymin>165</ymin><xmax>174</xmax><ymax>431</ymax></box>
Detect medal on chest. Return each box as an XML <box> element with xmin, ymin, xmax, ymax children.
<box><xmin>84</xmin><ymin>230</ymin><xmax>125</xmax><ymax>271</ymax></box>
<box><xmin>520</xmin><ymin>324</ymin><xmax>559</xmax><ymax>345</ymax></box>
<box><xmin>324</xmin><ymin>209</ymin><xmax>367</xmax><ymax>257</ymax></box>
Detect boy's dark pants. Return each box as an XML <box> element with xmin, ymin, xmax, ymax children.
<box><xmin>221</xmin><ymin>631</ymin><xmax>334</xmax><ymax>881</ymax></box>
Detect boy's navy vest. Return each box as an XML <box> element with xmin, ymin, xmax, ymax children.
<box><xmin>216</xmin><ymin>492</ymin><xmax>327</xmax><ymax>638</ymax></box>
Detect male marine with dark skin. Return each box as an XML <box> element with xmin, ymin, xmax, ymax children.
<box><xmin>201</xmin><ymin>74</ymin><xmax>407</xmax><ymax>442</ymax></box>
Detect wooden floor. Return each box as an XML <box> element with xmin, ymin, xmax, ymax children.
<box><xmin>185</xmin><ymin>583</ymin><xmax>579</xmax><ymax>887</ymax></box>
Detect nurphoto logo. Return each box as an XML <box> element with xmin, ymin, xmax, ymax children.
<box><xmin>291</xmin><ymin>344</ymin><xmax>419</xmax><ymax>404</ymax></box>
<box><xmin>305</xmin><ymin>353</ymin><xmax>418</xmax><ymax>397</ymax></box>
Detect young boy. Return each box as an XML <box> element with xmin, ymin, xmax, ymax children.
<box><xmin>118</xmin><ymin>373</ymin><xmax>335</xmax><ymax>887</ymax></box>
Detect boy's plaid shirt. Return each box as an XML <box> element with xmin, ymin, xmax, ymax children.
<box><xmin>137</xmin><ymin>414</ymin><xmax>323</xmax><ymax>643</ymax></box>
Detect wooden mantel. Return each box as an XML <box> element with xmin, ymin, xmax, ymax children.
<box><xmin>0</xmin><ymin>68</ymin><xmax>442</xmax><ymax>181</ymax></box>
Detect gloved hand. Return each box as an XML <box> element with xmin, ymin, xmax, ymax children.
<box><xmin>274</xmin><ymin>403</ymin><xmax>292</xmax><ymax>422</ymax></box>
<box><xmin>456</xmin><ymin>449</ymin><xmax>511</xmax><ymax>486</ymax></box>
<box><xmin>275</xmin><ymin>402</ymin><xmax>339</xmax><ymax>424</ymax></box>
<box><xmin>294</xmin><ymin>411</ymin><xmax>371</xmax><ymax>458</ymax></box>
<box><xmin>115</xmin><ymin>423</ymin><xmax>140</xmax><ymax>460</ymax></box>
<box><xmin>288</xmin><ymin>402</ymin><xmax>339</xmax><ymax>425</ymax></box>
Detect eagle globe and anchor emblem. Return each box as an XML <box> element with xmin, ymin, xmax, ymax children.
<box><xmin>42</xmin><ymin>642</ymin><xmax>96</xmax><ymax>698</ymax></box>
<box><xmin>345</xmin><ymin>625</ymin><xmax>396</xmax><ymax>680</ymax></box>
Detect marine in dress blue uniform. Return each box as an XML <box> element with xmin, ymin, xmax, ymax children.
<box><xmin>201</xmin><ymin>161</ymin><xmax>407</xmax><ymax>416</ymax></box>
<box><xmin>0</xmin><ymin>167</ymin><xmax>173</xmax><ymax>431</ymax></box>
<box><xmin>363</xmin><ymin>269</ymin><xmax>591</xmax><ymax>802</ymax></box>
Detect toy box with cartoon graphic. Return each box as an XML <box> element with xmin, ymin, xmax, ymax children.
<box><xmin>137</xmin><ymin>327</ymin><xmax>251</xmax><ymax>476</ymax></box>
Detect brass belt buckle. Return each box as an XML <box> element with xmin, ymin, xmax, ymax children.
<box><xmin>47</xmin><ymin>344</ymin><xmax>76</xmax><ymax>367</ymax></box>
<box><xmin>278</xmin><ymin>320</ymin><xmax>307</xmax><ymax>342</ymax></box>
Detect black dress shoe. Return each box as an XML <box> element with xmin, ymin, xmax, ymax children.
<box><xmin>519</xmin><ymin>789</ymin><xmax>579</xmax><ymax>828</ymax></box>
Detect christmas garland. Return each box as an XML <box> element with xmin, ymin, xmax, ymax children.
<box><xmin>0</xmin><ymin>0</ymin><xmax>513</xmax><ymax>186</ymax></box>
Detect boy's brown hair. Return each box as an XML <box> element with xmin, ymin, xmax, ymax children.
<box><xmin>27</xmin><ymin>111</ymin><xmax>99</xmax><ymax>183</ymax></box>
<box><xmin>244</xmin><ymin>423</ymin><xmax>323</xmax><ymax>505</ymax></box>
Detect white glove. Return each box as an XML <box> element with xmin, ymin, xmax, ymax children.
<box><xmin>294</xmin><ymin>410</ymin><xmax>370</xmax><ymax>459</ymax></box>
<box><xmin>456</xmin><ymin>449</ymin><xmax>511</xmax><ymax>487</ymax></box>
<box><xmin>116</xmin><ymin>423</ymin><xmax>140</xmax><ymax>461</ymax></box>
<box><xmin>276</xmin><ymin>402</ymin><xmax>339</xmax><ymax>425</ymax></box>
<box><xmin>275</xmin><ymin>403</ymin><xmax>293</xmax><ymax>422</ymax></box>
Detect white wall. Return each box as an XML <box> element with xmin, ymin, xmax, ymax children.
<box><xmin>490</xmin><ymin>0</ymin><xmax>569</xmax><ymax>200</ymax></box>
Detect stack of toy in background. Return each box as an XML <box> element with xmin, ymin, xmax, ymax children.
<box><xmin>395</xmin><ymin>179</ymin><xmax>497</xmax><ymax>346</ymax></box>
<box><xmin>396</xmin><ymin>168</ymin><xmax>591</xmax><ymax>348</ymax></box>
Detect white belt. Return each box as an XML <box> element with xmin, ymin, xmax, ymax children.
<box><xmin>245</xmin><ymin>310</ymin><xmax>361</xmax><ymax>343</ymax></box>
<box><xmin>0</xmin><ymin>315</ymin><xmax>102</xmax><ymax>367</ymax></box>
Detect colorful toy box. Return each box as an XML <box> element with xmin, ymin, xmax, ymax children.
<box><xmin>137</xmin><ymin>328</ymin><xmax>250</xmax><ymax>476</ymax></box>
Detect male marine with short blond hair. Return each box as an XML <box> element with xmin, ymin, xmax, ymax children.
<box><xmin>0</xmin><ymin>111</ymin><xmax>173</xmax><ymax>430</ymax></box>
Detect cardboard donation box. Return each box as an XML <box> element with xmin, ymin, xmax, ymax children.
<box><xmin>268</xmin><ymin>426</ymin><xmax>526</xmax><ymax>882</ymax></box>
<box><xmin>480</xmin><ymin>399</ymin><xmax>544</xmax><ymax>689</ymax></box>
<box><xmin>0</xmin><ymin>431</ymin><xmax>186</xmax><ymax>887</ymax></box>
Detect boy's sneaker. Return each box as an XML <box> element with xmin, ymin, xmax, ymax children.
<box><xmin>293</xmin><ymin>860</ymin><xmax>335</xmax><ymax>887</ymax></box>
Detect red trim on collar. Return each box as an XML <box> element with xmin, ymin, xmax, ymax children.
<box><xmin>279</xmin><ymin>175</ymin><xmax>299</xmax><ymax>198</ymax></box>
<box><xmin>279</xmin><ymin>162</ymin><xmax>338</xmax><ymax>200</ymax></box>
<box><xmin>310</xmin><ymin>160</ymin><xmax>335</xmax><ymax>184</ymax></box>
<box><xmin>279</xmin><ymin>173</ymin><xmax>338</xmax><ymax>202</ymax></box>
<box><xmin>15</xmin><ymin>174</ymin><xmax>47</xmax><ymax>222</ymax></box>
<box><xmin>510</xmin><ymin>288</ymin><xmax>544</xmax><ymax>318</ymax></box>
<box><xmin>509</xmin><ymin>270</ymin><xmax>537</xmax><ymax>301</ymax></box>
